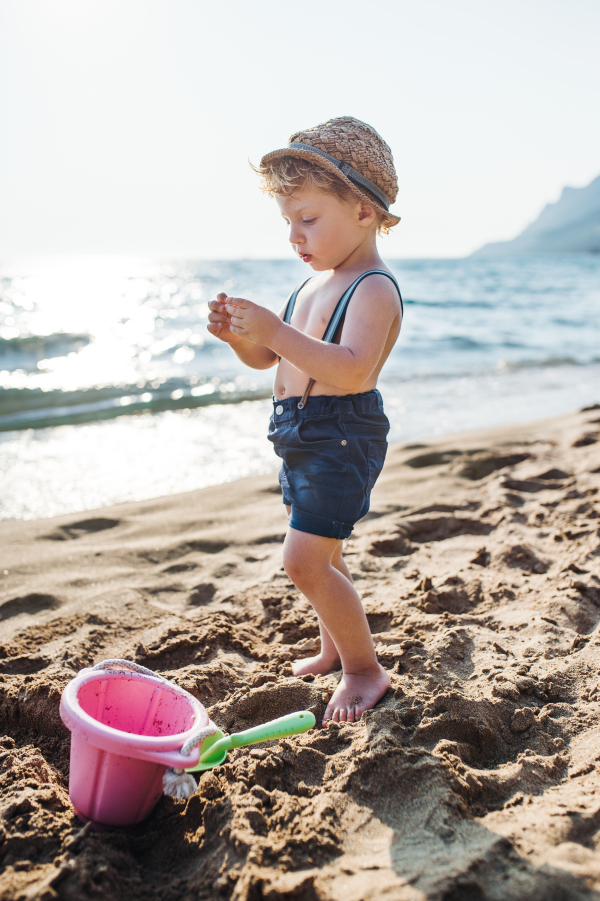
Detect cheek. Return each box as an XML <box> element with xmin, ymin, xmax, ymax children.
<box><xmin>313</xmin><ymin>224</ymin><xmax>334</xmax><ymax>247</ymax></box>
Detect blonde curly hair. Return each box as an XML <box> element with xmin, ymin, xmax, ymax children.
<box><xmin>254</xmin><ymin>156</ymin><xmax>392</xmax><ymax>236</ymax></box>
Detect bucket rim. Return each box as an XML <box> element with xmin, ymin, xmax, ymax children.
<box><xmin>60</xmin><ymin>667</ymin><xmax>209</xmax><ymax>752</ymax></box>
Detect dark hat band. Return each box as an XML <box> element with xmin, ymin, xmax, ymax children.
<box><xmin>287</xmin><ymin>142</ymin><xmax>391</xmax><ymax>211</ymax></box>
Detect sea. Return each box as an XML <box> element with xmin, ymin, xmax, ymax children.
<box><xmin>1</xmin><ymin>255</ymin><xmax>598</xmax><ymax>521</ymax></box>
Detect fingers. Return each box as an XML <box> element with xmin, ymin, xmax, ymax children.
<box><xmin>208</xmin><ymin>297</ymin><xmax>229</xmax><ymax>314</ymax></box>
<box><xmin>208</xmin><ymin>294</ymin><xmax>249</xmax><ymax>344</ymax></box>
<box><xmin>209</xmin><ymin>293</ymin><xmax>249</xmax><ymax>312</ymax></box>
<box><xmin>207</xmin><ymin>297</ymin><xmax>230</xmax><ymax>340</ymax></box>
<box><xmin>209</xmin><ymin>293</ymin><xmax>233</xmax><ymax>313</ymax></box>
<box><xmin>208</xmin><ymin>310</ymin><xmax>229</xmax><ymax>325</ymax></box>
<box><xmin>224</xmin><ymin>297</ymin><xmax>250</xmax><ymax>309</ymax></box>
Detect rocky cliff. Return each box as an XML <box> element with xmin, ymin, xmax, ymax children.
<box><xmin>473</xmin><ymin>174</ymin><xmax>600</xmax><ymax>256</ymax></box>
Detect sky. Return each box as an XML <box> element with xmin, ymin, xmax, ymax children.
<box><xmin>1</xmin><ymin>0</ymin><xmax>599</xmax><ymax>260</ymax></box>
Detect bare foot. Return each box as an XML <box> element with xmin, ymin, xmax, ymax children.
<box><xmin>292</xmin><ymin>652</ymin><xmax>341</xmax><ymax>677</ymax></box>
<box><xmin>323</xmin><ymin>665</ymin><xmax>391</xmax><ymax>725</ymax></box>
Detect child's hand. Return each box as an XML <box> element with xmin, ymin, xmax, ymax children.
<box><xmin>225</xmin><ymin>298</ymin><xmax>282</xmax><ymax>346</ymax></box>
<box><xmin>207</xmin><ymin>293</ymin><xmax>245</xmax><ymax>345</ymax></box>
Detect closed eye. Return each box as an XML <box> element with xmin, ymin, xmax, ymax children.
<box><xmin>303</xmin><ymin>218</ymin><xmax>316</xmax><ymax>225</ymax></box>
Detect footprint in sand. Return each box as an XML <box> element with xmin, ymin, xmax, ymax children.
<box><xmin>140</xmin><ymin>539</ymin><xmax>229</xmax><ymax>564</ymax></box>
<box><xmin>403</xmin><ymin>450</ymin><xmax>461</xmax><ymax>469</ymax></box>
<box><xmin>499</xmin><ymin>544</ymin><xmax>549</xmax><ymax>574</ymax></box>
<box><xmin>457</xmin><ymin>451</ymin><xmax>532</xmax><ymax>481</ymax></box>
<box><xmin>162</xmin><ymin>561</ymin><xmax>200</xmax><ymax>574</ymax></box>
<box><xmin>41</xmin><ymin>517</ymin><xmax>121</xmax><ymax>541</ymax></box>
<box><xmin>572</xmin><ymin>433</ymin><xmax>599</xmax><ymax>448</ymax></box>
<box><xmin>0</xmin><ymin>654</ymin><xmax>51</xmax><ymax>674</ymax></box>
<box><xmin>188</xmin><ymin>582</ymin><xmax>218</xmax><ymax>606</ymax></box>
<box><xmin>0</xmin><ymin>592</ymin><xmax>62</xmax><ymax>621</ymax></box>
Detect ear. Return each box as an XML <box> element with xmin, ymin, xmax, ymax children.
<box><xmin>357</xmin><ymin>203</ymin><xmax>377</xmax><ymax>228</ymax></box>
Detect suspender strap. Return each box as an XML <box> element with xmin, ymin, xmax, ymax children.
<box><xmin>294</xmin><ymin>269</ymin><xmax>402</xmax><ymax>409</ymax></box>
<box><xmin>283</xmin><ymin>277</ymin><xmax>312</xmax><ymax>324</ymax></box>
<box><xmin>322</xmin><ymin>269</ymin><xmax>403</xmax><ymax>345</ymax></box>
<box><xmin>283</xmin><ymin>270</ymin><xmax>402</xmax><ymax>335</ymax></box>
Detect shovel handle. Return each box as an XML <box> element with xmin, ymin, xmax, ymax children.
<box><xmin>228</xmin><ymin>711</ymin><xmax>315</xmax><ymax>749</ymax></box>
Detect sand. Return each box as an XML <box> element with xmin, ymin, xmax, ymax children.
<box><xmin>1</xmin><ymin>406</ymin><xmax>600</xmax><ymax>900</ymax></box>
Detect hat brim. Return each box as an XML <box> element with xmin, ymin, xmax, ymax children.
<box><xmin>260</xmin><ymin>146</ymin><xmax>401</xmax><ymax>228</ymax></box>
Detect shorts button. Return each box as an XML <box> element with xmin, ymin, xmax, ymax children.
<box><xmin>275</xmin><ymin>405</ymin><xmax>284</xmax><ymax>415</ymax></box>
<box><xmin>341</xmin><ymin>440</ymin><xmax>347</xmax><ymax>446</ymax></box>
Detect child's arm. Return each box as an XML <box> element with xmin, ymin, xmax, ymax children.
<box><xmin>225</xmin><ymin>277</ymin><xmax>401</xmax><ymax>391</ymax></box>
<box><xmin>207</xmin><ymin>293</ymin><xmax>278</xmax><ymax>370</ymax></box>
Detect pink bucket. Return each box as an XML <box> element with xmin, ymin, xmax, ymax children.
<box><xmin>60</xmin><ymin>662</ymin><xmax>209</xmax><ymax>829</ymax></box>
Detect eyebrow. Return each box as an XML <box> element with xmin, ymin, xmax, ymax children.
<box><xmin>281</xmin><ymin>205</ymin><xmax>317</xmax><ymax>215</ymax></box>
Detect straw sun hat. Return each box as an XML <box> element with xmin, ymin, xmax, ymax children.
<box><xmin>260</xmin><ymin>116</ymin><xmax>400</xmax><ymax>228</ymax></box>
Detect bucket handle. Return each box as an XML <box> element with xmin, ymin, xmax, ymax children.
<box><xmin>92</xmin><ymin>659</ymin><xmax>165</xmax><ymax>679</ymax></box>
<box><xmin>90</xmin><ymin>659</ymin><xmax>219</xmax><ymax>798</ymax></box>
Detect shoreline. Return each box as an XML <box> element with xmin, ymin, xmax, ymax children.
<box><xmin>3</xmin><ymin>360</ymin><xmax>600</xmax><ymax>523</ymax></box>
<box><xmin>1</xmin><ymin>407</ymin><xmax>600</xmax><ymax>899</ymax></box>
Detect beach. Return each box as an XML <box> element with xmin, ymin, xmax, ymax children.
<box><xmin>1</xmin><ymin>405</ymin><xmax>600</xmax><ymax>900</ymax></box>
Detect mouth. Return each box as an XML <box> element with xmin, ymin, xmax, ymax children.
<box><xmin>300</xmin><ymin>253</ymin><xmax>312</xmax><ymax>263</ymax></box>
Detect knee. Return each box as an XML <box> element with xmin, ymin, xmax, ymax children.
<box><xmin>283</xmin><ymin>543</ymin><xmax>306</xmax><ymax>587</ymax></box>
<box><xmin>283</xmin><ymin>543</ymin><xmax>322</xmax><ymax>590</ymax></box>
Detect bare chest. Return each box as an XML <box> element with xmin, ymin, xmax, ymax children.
<box><xmin>291</xmin><ymin>291</ymin><xmax>340</xmax><ymax>341</ymax></box>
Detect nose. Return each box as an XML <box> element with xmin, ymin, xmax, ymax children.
<box><xmin>288</xmin><ymin>223</ymin><xmax>304</xmax><ymax>246</ymax></box>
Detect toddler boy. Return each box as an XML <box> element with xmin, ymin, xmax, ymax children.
<box><xmin>207</xmin><ymin>116</ymin><xmax>403</xmax><ymax>725</ymax></box>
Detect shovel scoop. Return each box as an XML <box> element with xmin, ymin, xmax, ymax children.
<box><xmin>186</xmin><ymin>710</ymin><xmax>316</xmax><ymax>772</ymax></box>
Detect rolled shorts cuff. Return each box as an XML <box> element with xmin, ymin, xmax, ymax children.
<box><xmin>288</xmin><ymin>505</ymin><xmax>353</xmax><ymax>540</ymax></box>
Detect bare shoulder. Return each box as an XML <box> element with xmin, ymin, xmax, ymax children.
<box><xmin>352</xmin><ymin>271</ymin><xmax>402</xmax><ymax>319</ymax></box>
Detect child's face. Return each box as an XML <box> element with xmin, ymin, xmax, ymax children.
<box><xmin>275</xmin><ymin>187</ymin><xmax>376</xmax><ymax>271</ymax></box>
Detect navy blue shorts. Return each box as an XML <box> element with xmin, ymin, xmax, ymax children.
<box><xmin>267</xmin><ymin>390</ymin><xmax>390</xmax><ymax>540</ymax></box>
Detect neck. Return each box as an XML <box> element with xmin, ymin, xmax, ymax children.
<box><xmin>332</xmin><ymin>231</ymin><xmax>383</xmax><ymax>276</ymax></box>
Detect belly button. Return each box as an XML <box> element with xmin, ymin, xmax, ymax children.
<box><xmin>280</xmin><ymin>387</ymin><xmax>286</xmax><ymax>395</ymax></box>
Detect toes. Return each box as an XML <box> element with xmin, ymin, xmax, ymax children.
<box><xmin>355</xmin><ymin>707</ymin><xmax>363</xmax><ymax>720</ymax></box>
<box><xmin>322</xmin><ymin>704</ymin><xmax>334</xmax><ymax>725</ymax></box>
<box><xmin>347</xmin><ymin>706</ymin><xmax>355</xmax><ymax>724</ymax></box>
<box><xmin>332</xmin><ymin>707</ymin><xmax>341</xmax><ymax>723</ymax></box>
<box><xmin>338</xmin><ymin>707</ymin><xmax>347</xmax><ymax>723</ymax></box>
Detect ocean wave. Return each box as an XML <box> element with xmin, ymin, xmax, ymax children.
<box><xmin>495</xmin><ymin>355</ymin><xmax>597</xmax><ymax>371</ymax></box>
<box><xmin>1</xmin><ymin>355</ymin><xmax>597</xmax><ymax>434</ymax></box>
<box><xmin>0</xmin><ymin>332</ymin><xmax>90</xmax><ymax>367</ymax></box>
<box><xmin>380</xmin><ymin>356</ymin><xmax>598</xmax><ymax>385</ymax></box>
<box><xmin>404</xmin><ymin>298</ymin><xmax>498</xmax><ymax>309</ymax></box>
<box><xmin>401</xmin><ymin>335</ymin><xmax>526</xmax><ymax>352</ymax></box>
<box><xmin>0</xmin><ymin>379</ymin><xmax>271</xmax><ymax>432</ymax></box>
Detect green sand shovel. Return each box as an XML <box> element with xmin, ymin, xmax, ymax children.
<box><xmin>186</xmin><ymin>710</ymin><xmax>316</xmax><ymax>772</ymax></box>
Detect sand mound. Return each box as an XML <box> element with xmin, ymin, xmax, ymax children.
<box><xmin>1</xmin><ymin>409</ymin><xmax>600</xmax><ymax>900</ymax></box>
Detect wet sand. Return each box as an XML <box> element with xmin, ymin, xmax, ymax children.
<box><xmin>1</xmin><ymin>406</ymin><xmax>600</xmax><ymax>900</ymax></box>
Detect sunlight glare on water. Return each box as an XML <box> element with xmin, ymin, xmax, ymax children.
<box><xmin>0</xmin><ymin>254</ymin><xmax>598</xmax><ymax>520</ymax></box>
<box><xmin>2</xmin><ymin>256</ymin><xmax>175</xmax><ymax>392</ymax></box>
<box><xmin>0</xmin><ymin>400</ymin><xmax>275</xmax><ymax>521</ymax></box>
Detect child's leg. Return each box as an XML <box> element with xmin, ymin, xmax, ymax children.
<box><xmin>286</xmin><ymin>505</ymin><xmax>347</xmax><ymax>676</ymax></box>
<box><xmin>292</xmin><ymin>541</ymin><xmax>356</xmax><ymax>676</ymax></box>
<box><xmin>283</xmin><ymin>525</ymin><xmax>390</xmax><ymax>725</ymax></box>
